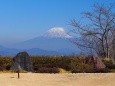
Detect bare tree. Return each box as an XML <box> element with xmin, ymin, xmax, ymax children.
<box><xmin>70</xmin><ymin>3</ymin><xmax>115</xmax><ymax>58</ymax></box>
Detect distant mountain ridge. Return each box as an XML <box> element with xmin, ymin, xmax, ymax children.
<box><xmin>0</xmin><ymin>27</ymin><xmax>80</xmax><ymax>56</ymax></box>
<box><xmin>0</xmin><ymin>45</ymin><xmax>62</xmax><ymax>56</ymax></box>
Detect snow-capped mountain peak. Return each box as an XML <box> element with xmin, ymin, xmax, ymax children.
<box><xmin>43</xmin><ymin>27</ymin><xmax>72</xmax><ymax>38</ymax></box>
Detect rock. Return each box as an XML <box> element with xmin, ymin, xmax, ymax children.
<box><xmin>10</xmin><ymin>52</ymin><xmax>33</xmax><ymax>72</ymax></box>
<box><xmin>84</xmin><ymin>55</ymin><xmax>105</xmax><ymax>69</ymax></box>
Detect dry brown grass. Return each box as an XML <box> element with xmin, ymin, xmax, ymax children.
<box><xmin>0</xmin><ymin>73</ymin><xmax>115</xmax><ymax>86</ymax></box>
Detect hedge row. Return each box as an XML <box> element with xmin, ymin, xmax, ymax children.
<box><xmin>0</xmin><ymin>56</ymin><xmax>115</xmax><ymax>73</ymax></box>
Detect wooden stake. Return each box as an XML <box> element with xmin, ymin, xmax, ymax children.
<box><xmin>18</xmin><ymin>70</ymin><xmax>20</xmax><ymax>79</ymax></box>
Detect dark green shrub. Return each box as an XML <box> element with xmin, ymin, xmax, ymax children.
<box><xmin>36</xmin><ymin>67</ymin><xmax>59</xmax><ymax>73</ymax></box>
<box><xmin>103</xmin><ymin>59</ymin><xmax>115</xmax><ymax>69</ymax></box>
<box><xmin>93</xmin><ymin>68</ymin><xmax>110</xmax><ymax>73</ymax></box>
<box><xmin>0</xmin><ymin>57</ymin><xmax>5</xmax><ymax>71</ymax></box>
<box><xmin>0</xmin><ymin>66</ymin><xmax>5</xmax><ymax>71</ymax></box>
<box><xmin>71</xmin><ymin>64</ymin><xmax>93</xmax><ymax>73</ymax></box>
<box><xmin>0</xmin><ymin>56</ymin><xmax>12</xmax><ymax>70</ymax></box>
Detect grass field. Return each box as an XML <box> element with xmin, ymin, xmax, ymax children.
<box><xmin>0</xmin><ymin>73</ymin><xmax>115</xmax><ymax>86</ymax></box>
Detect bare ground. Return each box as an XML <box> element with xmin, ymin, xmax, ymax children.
<box><xmin>0</xmin><ymin>73</ymin><xmax>115</xmax><ymax>86</ymax></box>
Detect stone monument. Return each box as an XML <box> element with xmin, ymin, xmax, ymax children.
<box><xmin>84</xmin><ymin>55</ymin><xmax>105</xmax><ymax>69</ymax></box>
<box><xmin>10</xmin><ymin>52</ymin><xmax>33</xmax><ymax>72</ymax></box>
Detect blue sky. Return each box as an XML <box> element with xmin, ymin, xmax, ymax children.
<box><xmin>0</xmin><ymin>0</ymin><xmax>115</xmax><ymax>45</ymax></box>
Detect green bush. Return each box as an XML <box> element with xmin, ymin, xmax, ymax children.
<box><xmin>93</xmin><ymin>68</ymin><xmax>110</xmax><ymax>73</ymax></box>
<box><xmin>36</xmin><ymin>67</ymin><xmax>59</xmax><ymax>73</ymax></box>
<box><xmin>0</xmin><ymin>56</ymin><xmax>12</xmax><ymax>70</ymax></box>
<box><xmin>31</xmin><ymin>56</ymin><xmax>72</xmax><ymax>72</ymax></box>
<box><xmin>103</xmin><ymin>59</ymin><xmax>115</xmax><ymax>69</ymax></box>
<box><xmin>0</xmin><ymin>55</ymin><xmax>113</xmax><ymax>73</ymax></box>
<box><xmin>71</xmin><ymin>63</ymin><xmax>93</xmax><ymax>73</ymax></box>
<box><xmin>0</xmin><ymin>57</ymin><xmax>5</xmax><ymax>71</ymax></box>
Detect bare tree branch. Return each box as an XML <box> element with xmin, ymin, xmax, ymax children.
<box><xmin>70</xmin><ymin>3</ymin><xmax>115</xmax><ymax>58</ymax></box>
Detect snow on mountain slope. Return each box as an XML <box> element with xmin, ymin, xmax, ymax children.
<box><xmin>43</xmin><ymin>27</ymin><xmax>72</xmax><ymax>38</ymax></box>
<box><xmin>8</xmin><ymin>27</ymin><xmax>79</xmax><ymax>55</ymax></box>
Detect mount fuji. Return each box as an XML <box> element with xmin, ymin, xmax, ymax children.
<box><xmin>1</xmin><ymin>27</ymin><xmax>79</xmax><ymax>56</ymax></box>
<box><xmin>43</xmin><ymin>27</ymin><xmax>72</xmax><ymax>38</ymax></box>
